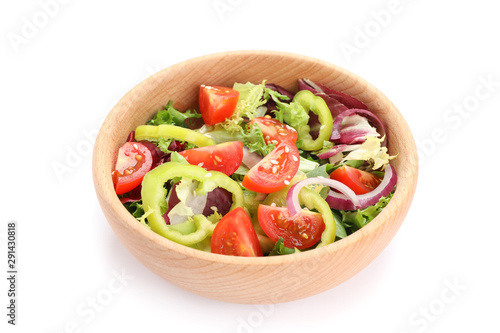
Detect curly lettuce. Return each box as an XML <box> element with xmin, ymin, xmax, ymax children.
<box><xmin>221</xmin><ymin>81</ymin><xmax>268</xmax><ymax>132</ymax></box>
<box><xmin>341</xmin><ymin>136</ymin><xmax>396</xmax><ymax>170</ymax></box>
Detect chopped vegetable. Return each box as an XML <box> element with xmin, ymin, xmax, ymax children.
<box><xmin>211</xmin><ymin>207</ymin><xmax>262</xmax><ymax>257</ymax></box>
<box><xmin>199</xmin><ymin>85</ymin><xmax>239</xmax><ymax>125</ymax></box>
<box><xmin>179</xmin><ymin>141</ymin><xmax>243</xmax><ymax>175</ymax></box>
<box><xmin>141</xmin><ymin>162</ymin><xmax>244</xmax><ymax>245</ymax></box>
<box><xmin>135</xmin><ymin>124</ymin><xmax>215</xmax><ymax>147</ymax></box>
<box><xmin>112</xmin><ymin>142</ymin><xmax>153</xmax><ymax>195</ymax></box>
<box><xmin>291</xmin><ymin>90</ymin><xmax>333</xmax><ymax>151</ymax></box>
<box><xmin>258</xmin><ymin>204</ymin><xmax>325</xmax><ymax>250</ymax></box>
<box><xmin>242</xmin><ymin>140</ymin><xmax>300</xmax><ymax>193</ymax></box>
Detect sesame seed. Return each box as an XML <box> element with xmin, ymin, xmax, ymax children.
<box><xmin>198</xmin><ymin>162</ymin><xmax>204</xmax><ymax>167</ymax></box>
<box><xmin>285</xmin><ymin>146</ymin><xmax>290</xmax><ymax>153</ymax></box>
<box><xmin>133</xmin><ymin>144</ymin><xmax>138</xmax><ymax>150</ymax></box>
<box><xmin>270</xmin><ymin>203</ymin><xmax>276</xmax><ymax>207</ymax></box>
<box><xmin>272</xmin><ymin>166</ymin><xmax>277</xmax><ymax>173</ymax></box>
<box><xmin>205</xmin><ymin>173</ymin><xmax>212</xmax><ymax>177</ymax></box>
<box><xmin>214</xmin><ymin>155</ymin><xmax>222</xmax><ymax>162</ymax></box>
<box><xmin>284</xmin><ymin>180</ymin><xmax>290</xmax><ymax>185</ymax></box>
<box><xmin>270</xmin><ymin>160</ymin><xmax>278</xmax><ymax>165</ymax></box>
<box><xmin>292</xmin><ymin>155</ymin><xmax>298</xmax><ymax>162</ymax></box>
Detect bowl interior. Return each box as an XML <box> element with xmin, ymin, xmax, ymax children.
<box><xmin>93</xmin><ymin>50</ymin><xmax>418</xmax><ymax>303</ymax></box>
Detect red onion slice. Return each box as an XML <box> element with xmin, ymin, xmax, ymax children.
<box><xmin>286</xmin><ymin>177</ymin><xmax>360</xmax><ymax>216</ymax></box>
<box><xmin>330</xmin><ymin>109</ymin><xmax>387</xmax><ymax>146</ymax></box>
<box><xmin>242</xmin><ymin>146</ymin><xmax>263</xmax><ymax>169</ymax></box>
<box><xmin>316</xmin><ymin>143</ymin><xmax>362</xmax><ymax>159</ymax></box>
<box><xmin>325</xmin><ymin>164</ymin><xmax>397</xmax><ymax>211</ymax></box>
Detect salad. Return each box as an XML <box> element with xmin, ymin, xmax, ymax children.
<box><xmin>112</xmin><ymin>79</ymin><xmax>397</xmax><ymax>257</ymax></box>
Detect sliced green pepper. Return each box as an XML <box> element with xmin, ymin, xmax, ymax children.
<box><xmin>141</xmin><ymin>162</ymin><xmax>244</xmax><ymax>245</ymax></box>
<box><xmin>298</xmin><ymin>187</ymin><xmax>336</xmax><ymax>247</ymax></box>
<box><xmin>293</xmin><ymin>90</ymin><xmax>333</xmax><ymax>151</ymax></box>
<box><xmin>135</xmin><ymin>124</ymin><xmax>215</xmax><ymax>147</ymax></box>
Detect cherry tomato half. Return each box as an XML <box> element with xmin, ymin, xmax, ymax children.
<box><xmin>329</xmin><ymin>165</ymin><xmax>382</xmax><ymax>195</ymax></box>
<box><xmin>199</xmin><ymin>85</ymin><xmax>239</xmax><ymax>125</ymax></box>
<box><xmin>178</xmin><ymin>141</ymin><xmax>243</xmax><ymax>176</ymax></box>
<box><xmin>242</xmin><ymin>140</ymin><xmax>300</xmax><ymax>193</ymax></box>
<box><xmin>249</xmin><ymin>117</ymin><xmax>298</xmax><ymax>145</ymax></box>
<box><xmin>211</xmin><ymin>207</ymin><xmax>263</xmax><ymax>257</ymax></box>
<box><xmin>257</xmin><ymin>205</ymin><xmax>325</xmax><ymax>250</ymax></box>
<box><xmin>112</xmin><ymin>142</ymin><xmax>153</xmax><ymax>195</ymax></box>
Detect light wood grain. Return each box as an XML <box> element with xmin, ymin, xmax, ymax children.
<box><xmin>92</xmin><ymin>50</ymin><xmax>418</xmax><ymax>304</ymax></box>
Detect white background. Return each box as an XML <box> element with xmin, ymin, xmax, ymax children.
<box><xmin>2</xmin><ymin>0</ymin><xmax>499</xmax><ymax>332</ymax></box>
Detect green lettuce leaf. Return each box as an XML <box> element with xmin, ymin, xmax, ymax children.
<box><xmin>221</xmin><ymin>81</ymin><xmax>268</xmax><ymax>132</ymax></box>
<box><xmin>147</xmin><ymin>101</ymin><xmax>201</xmax><ymax>128</ymax></box>
<box><xmin>242</xmin><ymin>123</ymin><xmax>277</xmax><ymax>156</ymax></box>
<box><xmin>268</xmin><ymin>237</ymin><xmax>299</xmax><ymax>256</ymax></box>
<box><xmin>269</xmin><ymin>92</ymin><xmax>310</xmax><ymax>128</ymax></box>
<box><xmin>339</xmin><ymin>191</ymin><xmax>394</xmax><ymax>234</ymax></box>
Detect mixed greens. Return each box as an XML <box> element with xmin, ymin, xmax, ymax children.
<box><xmin>113</xmin><ymin>79</ymin><xmax>397</xmax><ymax>256</ymax></box>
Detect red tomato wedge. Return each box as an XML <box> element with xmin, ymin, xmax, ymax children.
<box><xmin>199</xmin><ymin>85</ymin><xmax>239</xmax><ymax>125</ymax></box>
<box><xmin>329</xmin><ymin>165</ymin><xmax>382</xmax><ymax>195</ymax></box>
<box><xmin>211</xmin><ymin>207</ymin><xmax>263</xmax><ymax>257</ymax></box>
<box><xmin>112</xmin><ymin>142</ymin><xmax>153</xmax><ymax>195</ymax></box>
<box><xmin>257</xmin><ymin>205</ymin><xmax>325</xmax><ymax>250</ymax></box>
<box><xmin>242</xmin><ymin>140</ymin><xmax>300</xmax><ymax>193</ymax></box>
<box><xmin>249</xmin><ymin>117</ymin><xmax>298</xmax><ymax>144</ymax></box>
<box><xmin>178</xmin><ymin>141</ymin><xmax>243</xmax><ymax>176</ymax></box>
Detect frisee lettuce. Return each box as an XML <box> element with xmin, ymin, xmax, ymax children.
<box><xmin>242</xmin><ymin>123</ymin><xmax>277</xmax><ymax>156</ymax></box>
<box><xmin>341</xmin><ymin>136</ymin><xmax>396</xmax><ymax>170</ymax></box>
<box><xmin>221</xmin><ymin>81</ymin><xmax>268</xmax><ymax>132</ymax></box>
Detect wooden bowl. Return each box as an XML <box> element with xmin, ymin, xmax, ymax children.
<box><xmin>93</xmin><ymin>50</ymin><xmax>418</xmax><ymax>304</ymax></box>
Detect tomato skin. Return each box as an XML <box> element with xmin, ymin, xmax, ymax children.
<box><xmin>211</xmin><ymin>207</ymin><xmax>263</xmax><ymax>257</ymax></box>
<box><xmin>112</xmin><ymin>142</ymin><xmax>153</xmax><ymax>195</ymax></box>
<box><xmin>242</xmin><ymin>140</ymin><xmax>300</xmax><ymax>193</ymax></box>
<box><xmin>199</xmin><ymin>85</ymin><xmax>239</xmax><ymax>125</ymax></box>
<box><xmin>249</xmin><ymin>117</ymin><xmax>298</xmax><ymax>144</ymax></box>
<box><xmin>178</xmin><ymin>141</ymin><xmax>243</xmax><ymax>176</ymax></box>
<box><xmin>258</xmin><ymin>205</ymin><xmax>325</xmax><ymax>250</ymax></box>
<box><xmin>329</xmin><ymin>165</ymin><xmax>382</xmax><ymax>195</ymax></box>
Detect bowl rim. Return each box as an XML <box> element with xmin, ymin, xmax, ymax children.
<box><xmin>93</xmin><ymin>50</ymin><xmax>418</xmax><ymax>266</ymax></box>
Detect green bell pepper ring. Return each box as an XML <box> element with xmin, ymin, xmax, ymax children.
<box><xmin>135</xmin><ymin>124</ymin><xmax>215</xmax><ymax>147</ymax></box>
<box><xmin>293</xmin><ymin>90</ymin><xmax>333</xmax><ymax>151</ymax></box>
<box><xmin>298</xmin><ymin>187</ymin><xmax>336</xmax><ymax>247</ymax></box>
<box><xmin>141</xmin><ymin>162</ymin><xmax>244</xmax><ymax>245</ymax></box>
